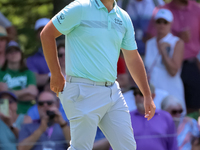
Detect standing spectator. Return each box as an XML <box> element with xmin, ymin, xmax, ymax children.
<box><xmin>26</xmin><ymin>18</ymin><xmax>50</xmax><ymax>91</ymax></box>
<box><xmin>111</xmin><ymin>84</ymin><xmax>178</xmax><ymax>150</ymax></box>
<box><xmin>0</xmin><ymin>91</ymin><xmax>31</xmax><ymax>150</ymax></box>
<box><xmin>161</xmin><ymin>95</ymin><xmax>200</xmax><ymax>150</ymax></box>
<box><xmin>147</xmin><ymin>0</ymin><xmax>200</xmax><ymax>112</ymax></box>
<box><xmin>117</xmin><ymin>0</ymin><xmax>165</xmax><ymax>56</ymax></box>
<box><xmin>18</xmin><ymin>91</ymin><xmax>70</xmax><ymax>150</ymax></box>
<box><xmin>0</xmin><ymin>12</ymin><xmax>17</xmax><ymax>40</ymax></box>
<box><xmin>0</xmin><ymin>41</ymin><xmax>38</xmax><ymax>114</ymax></box>
<box><xmin>144</xmin><ymin>9</ymin><xmax>186</xmax><ymax>114</ymax></box>
<box><xmin>0</xmin><ymin>26</ymin><xmax>8</xmax><ymax>68</ymax></box>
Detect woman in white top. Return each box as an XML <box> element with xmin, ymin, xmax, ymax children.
<box><xmin>144</xmin><ymin>9</ymin><xmax>186</xmax><ymax>114</ymax></box>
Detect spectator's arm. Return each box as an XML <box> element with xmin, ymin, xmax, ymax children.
<box><xmin>61</xmin><ymin>124</ymin><xmax>71</xmax><ymax>142</ymax></box>
<box><xmin>159</xmin><ymin>40</ymin><xmax>184</xmax><ymax>76</ymax></box>
<box><xmin>35</xmin><ymin>73</ymin><xmax>50</xmax><ymax>87</ymax></box>
<box><xmin>18</xmin><ymin>127</ymin><xmax>44</xmax><ymax>150</ymax></box>
<box><xmin>23</xmin><ymin>116</ymin><xmax>32</xmax><ymax>124</ymax></box>
<box><xmin>13</xmin><ymin>85</ymin><xmax>38</xmax><ymax>99</ymax></box>
<box><xmin>93</xmin><ymin>138</ymin><xmax>110</xmax><ymax>150</ymax></box>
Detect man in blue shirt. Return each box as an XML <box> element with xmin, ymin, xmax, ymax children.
<box><xmin>40</xmin><ymin>0</ymin><xmax>156</xmax><ymax>149</ymax></box>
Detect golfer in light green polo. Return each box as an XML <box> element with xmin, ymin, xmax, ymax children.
<box><xmin>40</xmin><ymin>0</ymin><xmax>156</xmax><ymax>149</ymax></box>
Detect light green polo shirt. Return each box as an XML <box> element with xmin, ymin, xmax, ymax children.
<box><xmin>52</xmin><ymin>0</ymin><xmax>137</xmax><ymax>82</ymax></box>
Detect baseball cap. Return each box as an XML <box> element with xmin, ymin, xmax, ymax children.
<box><xmin>6</xmin><ymin>40</ymin><xmax>21</xmax><ymax>52</ymax></box>
<box><xmin>155</xmin><ymin>9</ymin><xmax>173</xmax><ymax>22</ymax></box>
<box><xmin>0</xmin><ymin>91</ymin><xmax>18</xmax><ymax>102</ymax></box>
<box><xmin>35</xmin><ymin>18</ymin><xmax>50</xmax><ymax>31</ymax></box>
<box><xmin>0</xmin><ymin>26</ymin><xmax>8</xmax><ymax>38</ymax></box>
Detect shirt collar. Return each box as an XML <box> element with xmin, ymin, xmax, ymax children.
<box><xmin>94</xmin><ymin>0</ymin><xmax>117</xmax><ymax>13</ymax></box>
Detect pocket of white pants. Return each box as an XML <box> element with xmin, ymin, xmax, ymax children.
<box><xmin>61</xmin><ymin>83</ymin><xmax>82</xmax><ymax>102</ymax></box>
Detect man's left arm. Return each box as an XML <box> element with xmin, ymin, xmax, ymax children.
<box><xmin>122</xmin><ymin>49</ymin><xmax>155</xmax><ymax>120</ymax></box>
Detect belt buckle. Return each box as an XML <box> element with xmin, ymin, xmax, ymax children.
<box><xmin>105</xmin><ymin>81</ymin><xmax>108</xmax><ymax>87</ymax></box>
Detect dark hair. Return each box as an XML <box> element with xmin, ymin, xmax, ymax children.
<box><xmin>57</xmin><ymin>42</ymin><xmax>65</xmax><ymax>52</ymax></box>
<box><xmin>1</xmin><ymin>47</ymin><xmax>28</xmax><ymax>72</ymax></box>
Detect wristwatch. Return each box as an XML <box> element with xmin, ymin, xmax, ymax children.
<box><xmin>60</xmin><ymin>122</ymin><xmax>68</xmax><ymax>128</ymax></box>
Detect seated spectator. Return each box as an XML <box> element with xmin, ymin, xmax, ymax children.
<box><xmin>117</xmin><ymin>0</ymin><xmax>165</xmax><ymax>56</ymax></box>
<box><xmin>0</xmin><ymin>41</ymin><xmax>38</xmax><ymax>114</ymax></box>
<box><xmin>128</xmin><ymin>85</ymin><xmax>178</xmax><ymax>150</ymax></box>
<box><xmin>0</xmin><ymin>11</ymin><xmax>17</xmax><ymax>40</ymax></box>
<box><xmin>144</xmin><ymin>9</ymin><xmax>186</xmax><ymax>114</ymax></box>
<box><xmin>161</xmin><ymin>95</ymin><xmax>200</xmax><ymax>150</ymax></box>
<box><xmin>18</xmin><ymin>91</ymin><xmax>70</xmax><ymax>150</ymax></box>
<box><xmin>0</xmin><ymin>91</ymin><xmax>31</xmax><ymax>150</ymax></box>
<box><xmin>26</xmin><ymin>18</ymin><xmax>50</xmax><ymax>90</ymax></box>
<box><xmin>123</xmin><ymin>83</ymin><xmax>169</xmax><ymax>112</ymax></box>
<box><xmin>0</xmin><ymin>26</ymin><xmax>8</xmax><ymax>68</ymax></box>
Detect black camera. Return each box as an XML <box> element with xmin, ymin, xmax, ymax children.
<box><xmin>46</xmin><ymin>110</ymin><xmax>56</xmax><ymax>127</ymax></box>
<box><xmin>46</xmin><ymin>110</ymin><xmax>56</xmax><ymax>119</ymax></box>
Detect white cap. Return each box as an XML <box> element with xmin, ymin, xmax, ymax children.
<box><xmin>155</xmin><ymin>9</ymin><xmax>173</xmax><ymax>22</ymax></box>
<box><xmin>35</xmin><ymin>18</ymin><xmax>50</xmax><ymax>31</ymax></box>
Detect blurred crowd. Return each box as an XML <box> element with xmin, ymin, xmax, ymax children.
<box><xmin>0</xmin><ymin>0</ymin><xmax>200</xmax><ymax>150</ymax></box>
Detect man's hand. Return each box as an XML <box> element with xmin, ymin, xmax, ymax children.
<box><xmin>50</xmin><ymin>73</ymin><xmax>65</xmax><ymax>96</ymax></box>
<box><xmin>144</xmin><ymin>96</ymin><xmax>156</xmax><ymax>121</ymax></box>
<box><xmin>39</xmin><ymin>115</ymin><xmax>48</xmax><ymax>133</ymax></box>
<box><xmin>48</xmin><ymin>107</ymin><xmax>66</xmax><ymax>126</ymax></box>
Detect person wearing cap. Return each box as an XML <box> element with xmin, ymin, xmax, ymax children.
<box><xmin>111</xmin><ymin>85</ymin><xmax>178</xmax><ymax>150</ymax></box>
<box><xmin>144</xmin><ymin>9</ymin><xmax>186</xmax><ymax>114</ymax></box>
<box><xmin>147</xmin><ymin>0</ymin><xmax>200</xmax><ymax>114</ymax></box>
<box><xmin>0</xmin><ymin>11</ymin><xmax>17</xmax><ymax>40</ymax></box>
<box><xmin>26</xmin><ymin>18</ymin><xmax>51</xmax><ymax>90</ymax></box>
<box><xmin>0</xmin><ymin>91</ymin><xmax>32</xmax><ymax>150</ymax></box>
<box><xmin>161</xmin><ymin>95</ymin><xmax>200</xmax><ymax>150</ymax></box>
<box><xmin>0</xmin><ymin>41</ymin><xmax>38</xmax><ymax>114</ymax></box>
<box><xmin>40</xmin><ymin>0</ymin><xmax>156</xmax><ymax>149</ymax></box>
<box><xmin>0</xmin><ymin>25</ymin><xmax>9</xmax><ymax>68</ymax></box>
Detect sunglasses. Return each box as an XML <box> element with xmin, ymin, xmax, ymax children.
<box><xmin>58</xmin><ymin>53</ymin><xmax>65</xmax><ymax>58</ymax></box>
<box><xmin>133</xmin><ymin>90</ymin><xmax>143</xmax><ymax>97</ymax></box>
<box><xmin>156</xmin><ymin>19</ymin><xmax>169</xmax><ymax>25</ymax></box>
<box><xmin>37</xmin><ymin>101</ymin><xmax>54</xmax><ymax>106</ymax></box>
<box><xmin>171</xmin><ymin>109</ymin><xmax>183</xmax><ymax>115</ymax></box>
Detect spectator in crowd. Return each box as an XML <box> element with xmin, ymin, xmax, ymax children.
<box><xmin>110</xmin><ymin>84</ymin><xmax>178</xmax><ymax>150</ymax></box>
<box><xmin>161</xmin><ymin>95</ymin><xmax>200</xmax><ymax>150</ymax></box>
<box><xmin>0</xmin><ymin>91</ymin><xmax>32</xmax><ymax>150</ymax></box>
<box><xmin>116</xmin><ymin>53</ymin><xmax>129</xmax><ymax>93</ymax></box>
<box><xmin>147</xmin><ymin>0</ymin><xmax>200</xmax><ymax>113</ymax></box>
<box><xmin>0</xmin><ymin>26</ymin><xmax>8</xmax><ymax>68</ymax></box>
<box><xmin>123</xmin><ymin>83</ymin><xmax>169</xmax><ymax>112</ymax></box>
<box><xmin>57</xmin><ymin>42</ymin><xmax>66</xmax><ymax>78</ymax></box>
<box><xmin>26</xmin><ymin>18</ymin><xmax>50</xmax><ymax>90</ymax></box>
<box><xmin>0</xmin><ymin>41</ymin><xmax>38</xmax><ymax>114</ymax></box>
<box><xmin>144</xmin><ymin>9</ymin><xmax>186</xmax><ymax>114</ymax></box>
<box><xmin>117</xmin><ymin>0</ymin><xmax>165</xmax><ymax>57</ymax></box>
<box><xmin>18</xmin><ymin>91</ymin><xmax>70</xmax><ymax>150</ymax></box>
<box><xmin>0</xmin><ymin>11</ymin><xmax>17</xmax><ymax>40</ymax></box>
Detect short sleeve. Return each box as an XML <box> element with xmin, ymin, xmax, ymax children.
<box><xmin>52</xmin><ymin>0</ymin><xmax>82</xmax><ymax>35</ymax></box>
<box><xmin>26</xmin><ymin>70</ymin><xmax>36</xmax><ymax>86</ymax></box>
<box><xmin>121</xmin><ymin>14</ymin><xmax>137</xmax><ymax>50</ymax></box>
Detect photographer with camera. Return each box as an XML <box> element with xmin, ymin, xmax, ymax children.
<box><xmin>18</xmin><ymin>91</ymin><xmax>70</xmax><ymax>150</ymax></box>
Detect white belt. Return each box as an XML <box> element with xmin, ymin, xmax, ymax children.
<box><xmin>66</xmin><ymin>76</ymin><xmax>114</xmax><ymax>87</ymax></box>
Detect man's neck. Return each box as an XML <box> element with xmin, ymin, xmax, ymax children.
<box><xmin>101</xmin><ymin>0</ymin><xmax>114</xmax><ymax>12</ymax></box>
